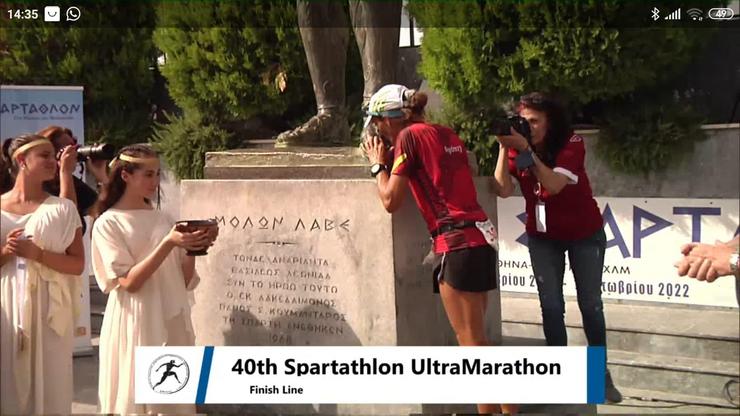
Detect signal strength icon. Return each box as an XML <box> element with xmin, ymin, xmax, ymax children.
<box><xmin>664</xmin><ymin>8</ymin><xmax>681</xmax><ymax>20</ymax></box>
<box><xmin>687</xmin><ymin>8</ymin><xmax>703</xmax><ymax>21</ymax></box>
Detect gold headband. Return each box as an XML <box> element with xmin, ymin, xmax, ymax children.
<box><xmin>109</xmin><ymin>153</ymin><xmax>160</xmax><ymax>168</ymax></box>
<box><xmin>11</xmin><ymin>139</ymin><xmax>51</xmax><ymax>160</ymax></box>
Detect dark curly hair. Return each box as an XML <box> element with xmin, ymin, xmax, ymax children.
<box><xmin>518</xmin><ymin>92</ymin><xmax>573</xmax><ymax>167</ymax></box>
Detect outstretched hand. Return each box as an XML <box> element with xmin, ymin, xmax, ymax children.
<box><xmin>675</xmin><ymin>241</ymin><xmax>735</xmax><ymax>282</ymax></box>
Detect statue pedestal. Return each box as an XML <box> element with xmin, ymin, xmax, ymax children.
<box><xmin>182</xmin><ymin>147</ymin><xmax>501</xmax><ymax>414</ymax></box>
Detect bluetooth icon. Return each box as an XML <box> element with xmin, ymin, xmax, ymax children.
<box><xmin>651</xmin><ymin>7</ymin><xmax>661</xmax><ymax>21</ymax></box>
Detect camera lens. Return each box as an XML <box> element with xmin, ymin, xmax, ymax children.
<box><xmin>77</xmin><ymin>143</ymin><xmax>115</xmax><ymax>162</ymax></box>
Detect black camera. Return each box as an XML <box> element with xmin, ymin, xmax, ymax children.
<box><xmin>77</xmin><ymin>143</ymin><xmax>115</xmax><ymax>162</ymax></box>
<box><xmin>491</xmin><ymin>115</ymin><xmax>536</xmax><ymax>170</ymax></box>
<box><xmin>491</xmin><ymin>115</ymin><xmax>532</xmax><ymax>141</ymax></box>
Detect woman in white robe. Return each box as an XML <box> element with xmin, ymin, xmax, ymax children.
<box><xmin>91</xmin><ymin>144</ymin><xmax>216</xmax><ymax>415</ymax></box>
<box><xmin>0</xmin><ymin>134</ymin><xmax>85</xmax><ymax>415</ymax></box>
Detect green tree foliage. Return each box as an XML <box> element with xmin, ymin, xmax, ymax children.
<box><xmin>596</xmin><ymin>90</ymin><xmax>706</xmax><ymax>175</ymax></box>
<box><xmin>152</xmin><ymin>1</ymin><xmax>365</xmax><ymax>178</ymax></box>
<box><xmin>153</xmin><ymin>0</ymin><xmax>313</xmax><ymax>123</ymax></box>
<box><xmin>152</xmin><ymin>1</ymin><xmax>312</xmax><ymax>179</ymax></box>
<box><xmin>0</xmin><ymin>2</ymin><xmax>157</xmax><ymax>148</ymax></box>
<box><xmin>409</xmin><ymin>0</ymin><xmax>720</xmax><ymax>175</ymax></box>
<box><xmin>152</xmin><ymin>112</ymin><xmax>235</xmax><ymax>180</ymax></box>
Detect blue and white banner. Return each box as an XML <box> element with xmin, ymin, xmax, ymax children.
<box><xmin>498</xmin><ymin>197</ymin><xmax>739</xmax><ymax>308</ymax></box>
<box><xmin>136</xmin><ymin>346</ymin><xmax>605</xmax><ymax>404</ymax></box>
<box><xmin>0</xmin><ymin>85</ymin><xmax>84</xmax><ymax>144</ymax></box>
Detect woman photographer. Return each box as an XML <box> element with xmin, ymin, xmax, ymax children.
<box><xmin>91</xmin><ymin>144</ymin><xmax>217</xmax><ymax>414</ymax></box>
<box><xmin>37</xmin><ymin>126</ymin><xmax>108</xmax><ymax>233</ymax></box>
<box><xmin>493</xmin><ymin>92</ymin><xmax>622</xmax><ymax>403</ymax></box>
<box><xmin>362</xmin><ymin>84</ymin><xmax>517</xmax><ymax>415</ymax></box>
<box><xmin>1</xmin><ymin>134</ymin><xmax>84</xmax><ymax>414</ymax></box>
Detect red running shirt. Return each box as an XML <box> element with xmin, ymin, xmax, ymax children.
<box><xmin>391</xmin><ymin>122</ymin><xmax>488</xmax><ymax>253</ymax></box>
<box><xmin>508</xmin><ymin>134</ymin><xmax>603</xmax><ymax>240</ymax></box>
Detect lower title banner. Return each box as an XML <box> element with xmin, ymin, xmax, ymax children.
<box><xmin>136</xmin><ymin>346</ymin><xmax>605</xmax><ymax>404</ymax></box>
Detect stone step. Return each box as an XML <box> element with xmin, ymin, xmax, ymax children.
<box><xmin>89</xmin><ymin>289</ymin><xmax>107</xmax><ymax>308</ymax></box>
<box><xmin>501</xmin><ymin>335</ymin><xmax>545</xmax><ymax>347</ymax></box>
<box><xmin>502</xmin><ymin>335</ymin><xmax>740</xmax><ymax>403</ymax></box>
<box><xmin>598</xmin><ymin>387</ymin><xmax>740</xmax><ymax>414</ymax></box>
<box><xmin>501</xmin><ymin>294</ymin><xmax>740</xmax><ymax>362</ymax></box>
<box><xmin>503</xmin><ymin>321</ymin><xmax>740</xmax><ymax>363</ymax></box>
<box><xmin>90</xmin><ymin>303</ymin><xmax>104</xmax><ymax>335</ymax></box>
<box><xmin>89</xmin><ymin>276</ymin><xmax>108</xmax><ymax>308</ymax></box>
<box><xmin>240</xmin><ymin>139</ymin><xmax>277</xmax><ymax>148</ymax></box>
<box><xmin>87</xmin><ymin>275</ymin><xmax>105</xmax><ymax>335</ymax></box>
<box><xmin>608</xmin><ymin>349</ymin><xmax>739</xmax><ymax>401</ymax></box>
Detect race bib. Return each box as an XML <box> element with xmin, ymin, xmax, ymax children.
<box><xmin>475</xmin><ymin>219</ymin><xmax>499</xmax><ymax>251</ymax></box>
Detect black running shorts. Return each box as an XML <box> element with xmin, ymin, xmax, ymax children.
<box><xmin>432</xmin><ymin>244</ymin><xmax>498</xmax><ymax>293</ymax></box>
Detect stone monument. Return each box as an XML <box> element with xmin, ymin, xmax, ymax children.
<box><xmin>274</xmin><ymin>1</ymin><xmax>402</xmax><ymax>147</ymax></box>
<box><xmin>181</xmin><ymin>147</ymin><xmax>502</xmax><ymax>414</ymax></box>
<box><xmin>181</xmin><ymin>3</ymin><xmax>501</xmax><ymax>413</ymax></box>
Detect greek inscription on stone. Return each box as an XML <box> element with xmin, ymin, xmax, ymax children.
<box><xmin>218</xmin><ymin>238</ymin><xmax>345</xmax><ymax>345</ymax></box>
<box><xmin>213</xmin><ymin>215</ymin><xmax>350</xmax><ymax>232</ymax></box>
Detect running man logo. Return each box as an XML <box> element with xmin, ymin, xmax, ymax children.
<box><xmin>148</xmin><ymin>354</ymin><xmax>190</xmax><ymax>394</ymax></box>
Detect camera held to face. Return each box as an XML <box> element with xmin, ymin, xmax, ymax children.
<box><xmin>491</xmin><ymin>115</ymin><xmax>536</xmax><ymax>170</ymax></box>
<box><xmin>77</xmin><ymin>143</ymin><xmax>115</xmax><ymax>162</ymax></box>
<box><xmin>490</xmin><ymin>115</ymin><xmax>532</xmax><ymax>142</ymax></box>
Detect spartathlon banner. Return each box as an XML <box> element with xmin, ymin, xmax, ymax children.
<box><xmin>136</xmin><ymin>346</ymin><xmax>605</xmax><ymax>404</ymax></box>
<box><xmin>0</xmin><ymin>85</ymin><xmax>84</xmax><ymax>143</ymax></box>
<box><xmin>497</xmin><ymin>197</ymin><xmax>739</xmax><ymax>308</ymax></box>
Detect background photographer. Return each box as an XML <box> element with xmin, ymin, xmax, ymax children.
<box><xmin>492</xmin><ymin>92</ymin><xmax>622</xmax><ymax>403</ymax></box>
<box><xmin>37</xmin><ymin>126</ymin><xmax>111</xmax><ymax>233</ymax></box>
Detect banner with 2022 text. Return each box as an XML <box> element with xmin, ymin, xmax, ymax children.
<box><xmin>497</xmin><ymin>197</ymin><xmax>739</xmax><ymax>308</ymax></box>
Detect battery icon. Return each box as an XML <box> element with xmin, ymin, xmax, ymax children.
<box><xmin>708</xmin><ymin>8</ymin><xmax>734</xmax><ymax>20</ymax></box>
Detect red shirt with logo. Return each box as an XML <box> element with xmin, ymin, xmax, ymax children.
<box><xmin>508</xmin><ymin>134</ymin><xmax>603</xmax><ymax>241</ymax></box>
<box><xmin>391</xmin><ymin>122</ymin><xmax>488</xmax><ymax>253</ymax></box>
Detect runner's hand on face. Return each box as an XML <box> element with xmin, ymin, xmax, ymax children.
<box><xmin>361</xmin><ymin>135</ymin><xmax>388</xmax><ymax>165</ymax></box>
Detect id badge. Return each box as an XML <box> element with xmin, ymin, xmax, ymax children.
<box><xmin>535</xmin><ymin>202</ymin><xmax>547</xmax><ymax>232</ymax></box>
<box><xmin>475</xmin><ymin>219</ymin><xmax>499</xmax><ymax>251</ymax></box>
